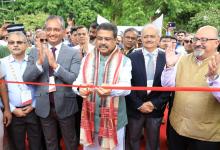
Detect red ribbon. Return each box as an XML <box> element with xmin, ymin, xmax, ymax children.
<box><xmin>1</xmin><ymin>80</ymin><xmax>220</xmax><ymax>92</ymax></box>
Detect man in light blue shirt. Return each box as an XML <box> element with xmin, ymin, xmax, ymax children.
<box><xmin>1</xmin><ymin>31</ymin><xmax>42</xmax><ymax>150</ymax></box>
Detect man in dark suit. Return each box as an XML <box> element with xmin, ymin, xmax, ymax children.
<box><xmin>23</xmin><ymin>15</ymin><xmax>81</xmax><ymax>150</ymax></box>
<box><xmin>126</xmin><ymin>24</ymin><xmax>170</xmax><ymax>150</ymax></box>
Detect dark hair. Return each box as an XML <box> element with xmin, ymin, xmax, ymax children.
<box><xmin>76</xmin><ymin>25</ymin><xmax>88</xmax><ymax>32</ymax></box>
<box><xmin>68</xmin><ymin>13</ymin><xmax>75</xmax><ymax>20</ymax></box>
<box><xmin>123</xmin><ymin>28</ymin><xmax>138</xmax><ymax>37</ymax></box>
<box><xmin>35</xmin><ymin>26</ymin><xmax>42</xmax><ymax>31</ymax></box>
<box><xmin>177</xmin><ymin>30</ymin><xmax>186</xmax><ymax>35</ymax></box>
<box><xmin>97</xmin><ymin>23</ymin><xmax>117</xmax><ymax>38</ymax></box>
<box><xmin>44</xmin><ymin>15</ymin><xmax>65</xmax><ymax>29</ymax></box>
<box><xmin>160</xmin><ymin>36</ymin><xmax>177</xmax><ymax>42</ymax></box>
<box><xmin>70</xmin><ymin>26</ymin><xmax>78</xmax><ymax>34</ymax></box>
<box><xmin>90</xmin><ymin>22</ymin><xmax>98</xmax><ymax>29</ymax></box>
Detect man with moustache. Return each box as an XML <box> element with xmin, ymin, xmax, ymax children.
<box><xmin>73</xmin><ymin>23</ymin><xmax>132</xmax><ymax>150</ymax></box>
<box><xmin>122</xmin><ymin>28</ymin><xmax>138</xmax><ymax>55</ymax></box>
<box><xmin>88</xmin><ymin>22</ymin><xmax>98</xmax><ymax>45</ymax></box>
<box><xmin>126</xmin><ymin>24</ymin><xmax>170</xmax><ymax>150</ymax></box>
<box><xmin>1</xmin><ymin>31</ymin><xmax>41</xmax><ymax>150</ymax></box>
<box><xmin>23</xmin><ymin>15</ymin><xmax>81</xmax><ymax>150</ymax></box>
<box><xmin>161</xmin><ymin>25</ymin><xmax>220</xmax><ymax>150</ymax></box>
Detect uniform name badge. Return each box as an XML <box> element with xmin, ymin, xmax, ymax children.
<box><xmin>49</xmin><ymin>76</ymin><xmax>56</xmax><ymax>93</ymax></box>
<box><xmin>21</xmin><ymin>90</ymin><xmax>32</xmax><ymax>105</ymax></box>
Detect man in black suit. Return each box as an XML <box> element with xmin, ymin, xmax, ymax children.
<box><xmin>126</xmin><ymin>24</ymin><xmax>170</xmax><ymax>150</ymax></box>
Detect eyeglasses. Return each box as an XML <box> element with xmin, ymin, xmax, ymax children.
<box><xmin>8</xmin><ymin>41</ymin><xmax>26</xmax><ymax>45</ymax></box>
<box><xmin>184</xmin><ymin>40</ymin><xmax>192</xmax><ymax>44</ymax></box>
<box><xmin>192</xmin><ymin>37</ymin><xmax>218</xmax><ymax>43</ymax></box>
<box><xmin>40</xmin><ymin>38</ymin><xmax>48</xmax><ymax>43</ymax></box>
<box><xmin>45</xmin><ymin>27</ymin><xmax>62</xmax><ymax>33</ymax></box>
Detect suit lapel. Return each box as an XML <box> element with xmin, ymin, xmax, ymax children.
<box><xmin>137</xmin><ymin>50</ymin><xmax>147</xmax><ymax>86</ymax></box>
<box><xmin>153</xmin><ymin>50</ymin><xmax>165</xmax><ymax>86</ymax></box>
<box><xmin>57</xmin><ymin>44</ymin><xmax>65</xmax><ymax>65</ymax></box>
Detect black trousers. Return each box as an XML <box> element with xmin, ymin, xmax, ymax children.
<box><xmin>126</xmin><ymin>115</ymin><xmax>162</xmax><ymax>150</ymax></box>
<box><xmin>40</xmin><ymin>107</ymin><xmax>78</xmax><ymax>150</ymax></box>
<box><xmin>8</xmin><ymin>110</ymin><xmax>42</xmax><ymax>150</ymax></box>
<box><xmin>75</xmin><ymin>95</ymin><xmax>83</xmax><ymax>145</ymax></box>
<box><xmin>168</xmin><ymin>125</ymin><xmax>220</xmax><ymax>150</ymax></box>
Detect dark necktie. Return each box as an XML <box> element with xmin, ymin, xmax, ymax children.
<box><xmin>49</xmin><ymin>47</ymin><xmax>57</xmax><ymax>106</ymax></box>
<box><xmin>49</xmin><ymin>47</ymin><xmax>57</xmax><ymax>76</ymax></box>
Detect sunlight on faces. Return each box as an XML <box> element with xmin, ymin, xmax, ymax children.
<box><xmin>77</xmin><ymin>27</ymin><xmax>89</xmax><ymax>45</ymax></box>
<box><xmin>45</xmin><ymin>19</ymin><xmax>65</xmax><ymax>46</ymax></box>
<box><xmin>89</xmin><ymin>27</ymin><xmax>97</xmax><ymax>40</ymax></box>
<box><xmin>70</xmin><ymin>31</ymin><xmax>78</xmax><ymax>45</ymax></box>
<box><xmin>141</xmin><ymin>26</ymin><xmax>160</xmax><ymax>51</ymax></box>
<box><xmin>123</xmin><ymin>31</ymin><xmax>138</xmax><ymax>49</ymax></box>
<box><xmin>184</xmin><ymin>35</ymin><xmax>193</xmax><ymax>53</ymax></box>
<box><xmin>7</xmin><ymin>33</ymin><xmax>28</xmax><ymax>57</ymax></box>
<box><xmin>37</xmin><ymin>31</ymin><xmax>47</xmax><ymax>43</ymax></box>
<box><xmin>96</xmin><ymin>30</ymin><xmax>116</xmax><ymax>56</ymax></box>
<box><xmin>193</xmin><ymin>26</ymin><xmax>219</xmax><ymax>58</ymax></box>
<box><xmin>177</xmin><ymin>33</ymin><xmax>185</xmax><ymax>41</ymax></box>
<box><xmin>116</xmin><ymin>35</ymin><xmax>122</xmax><ymax>45</ymax></box>
<box><xmin>159</xmin><ymin>38</ymin><xmax>172</xmax><ymax>49</ymax></box>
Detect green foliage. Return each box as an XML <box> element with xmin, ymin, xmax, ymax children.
<box><xmin>16</xmin><ymin>12</ymin><xmax>49</xmax><ymax>31</ymax></box>
<box><xmin>0</xmin><ymin>0</ymin><xmax>219</xmax><ymax>33</ymax></box>
<box><xmin>187</xmin><ymin>7</ymin><xmax>220</xmax><ymax>32</ymax></box>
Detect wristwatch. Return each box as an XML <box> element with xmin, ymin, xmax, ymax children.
<box><xmin>213</xmin><ymin>74</ymin><xmax>219</xmax><ymax>80</ymax></box>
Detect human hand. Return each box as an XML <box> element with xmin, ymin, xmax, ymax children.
<box><xmin>207</xmin><ymin>52</ymin><xmax>220</xmax><ymax>80</ymax></box>
<box><xmin>139</xmin><ymin>101</ymin><xmax>155</xmax><ymax>113</ymax></box>
<box><xmin>36</xmin><ymin>43</ymin><xmax>46</xmax><ymax>65</ymax></box>
<box><xmin>165</xmin><ymin>42</ymin><xmax>180</xmax><ymax>67</ymax></box>
<box><xmin>22</xmin><ymin>105</ymin><xmax>34</xmax><ymax>115</ymax></box>
<box><xmin>79</xmin><ymin>84</ymin><xmax>92</xmax><ymax>98</ymax></box>
<box><xmin>45</xmin><ymin>48</ymin><xmax>58</xmax><ymax>69</ymax></box>
<box><xmin>95</xmin><ymin>84</ymin><xmax>112</xmax><ymax>97</ymax></box>
<box><xmin>13</xmin><ymin>108</ymin><xmax>26</xmax><ymax>117</ymax></box>
<box><xmin>3</xmin><ymin>109</ymin><xmax>12</xmax><ymax>127</ymax></box>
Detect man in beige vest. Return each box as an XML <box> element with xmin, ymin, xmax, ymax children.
<box><xmin>161</xmin><ymin>25</ymin><xmax>220</xmax><ymax>150</ymax></box>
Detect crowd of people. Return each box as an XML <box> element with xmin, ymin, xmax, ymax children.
<box><xmin>0</xmin><ymin>14</ymin><xmax>219</xmax><ymax>150</ymax></box>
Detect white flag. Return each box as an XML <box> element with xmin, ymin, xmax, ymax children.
<box><xmin>97</xmin><ymin>15</ymin><xmax>110</xmax><ymax>25</ymax></box>
<box><xmin>152</xmin><ymin>14</ymin><xmax>163</xmax><ymax>36</ymax></box>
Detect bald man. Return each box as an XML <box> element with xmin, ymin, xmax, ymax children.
<box><xmin>161</xmin><ymin>26</ymin><xmax>220</xmax><ymax>150</ymax></box>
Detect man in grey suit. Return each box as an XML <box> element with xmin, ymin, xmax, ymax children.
<box><xmin>23</xmin><ymin>15</ymin><xmax>81</xmax><ymax>150</ymax></box>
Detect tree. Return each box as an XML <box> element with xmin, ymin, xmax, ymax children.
<box><xmin>16</xmin><ymin>12</ymin><xmax>49</xmax><ymax>31</ymax></box>
<box><xmin>0</xmin><ymin>0</ymin><xmax>219</xmax><ymax>33</ymax></box>
<box><xmin>187</xmin><ymin>7</ymin><xmax>220</xmax><ymax>32</ymax></box>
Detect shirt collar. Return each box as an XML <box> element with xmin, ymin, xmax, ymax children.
<box><xmin>142</xmin><ymin>47</ymin><xmax>159</xmax><ymax>57</ymax></box>
<box><xmin>8</xmin><ymin>54</ymin><xmax>28</xmax><ymax>63</ymax></box>
<box><xmin>48</xmin><ymin>42</ymin><xmax>62</xmax><ymax>51</ymax></box>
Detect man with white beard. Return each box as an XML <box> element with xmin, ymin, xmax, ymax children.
<box><xmin>161</xmin><ymin>25</ymin><xmax>220</xmax><ymax>150</ymax></box>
